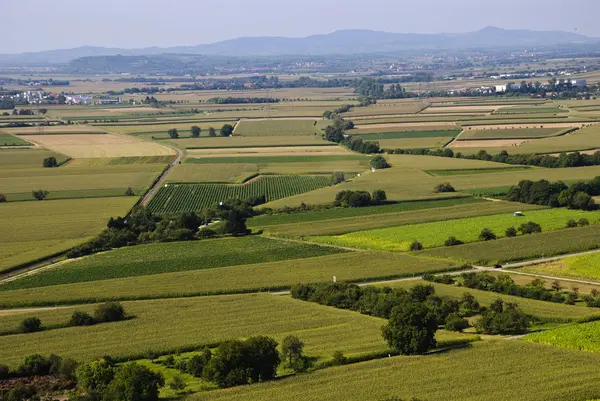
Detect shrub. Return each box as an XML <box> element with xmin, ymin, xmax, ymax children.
<box><xmin>94</xmin><ymin>302</ymin><xmax>126</xmax><ymax>323</ymax></box>
<box><xmin>0</xmin><ymin>364</ymin><xmax>10</xmax><ymax>380</ymax></box>
<box><xmin>371</xmin><ymin>189</ymin><xmax>387</xmax><ymax>205</ymax></box>
<box><xmin>444</xmin><ymin>236</ymin><xmax>464</xmax><ymax>247</ymax></box>
<box><xmin>186</xmin><ymin>348</ymin><xmax>211</xmax><ymax>377</ymax></box>
<box><xmin>330</xmin><ymin>172</ymin><xmax>345</xmax><ymax>185</ymax></box>
<box><xmin>0</xmin><ymin>194</ymin><xmax>6</xmax><ymax>203</ymax></box>
<box><xmin>566</xmin><ymin>219</ymin><xmax>578</xmax><ymax>228</ymax></box>
<box><xmin>409</xmin><ymin>240</ymin><xmax>423</xmax><ymax>251</ymax></box>
<box><xmin>105</xmin><ymin>362</ymin><xmax>165</xmax><ymax>401</ymax></box>
<box><xmin>478</xmin><ymin>228</ymin><xmax>497</xmax><ymax>241</ymax></box>
<box><xmin>168</xmin><ymin>128</ymin><xmax>179</xmax><ymax>139</ymax></box>
<box><xmin>331</xmin><ymin>351</ymin><xmax>347</xmax><ymax>366</ymax></box>
<box><xmin>505</xmin><ymin>227</ymin><xmax>518</xmax><ymax>237</ymax></box>
<box><xmin>70</xmin><ymin>311</ymin><xmax>96</xmax><ymax>326</ymax></box>
<box><xmin>21</xmin><ymin>317</ymin><xmax>42</xmax><ymax>333</ymax></box>
<box><xmin>475</xmin><ymin>300</ymin><xmax>529</xmax><ymax>335</ymax></box>
<box><xmin>370</xmin><ymin>155</ymin><xmax>390</xmax><ymax>170</ymax></box>
<box><xmin>169</xmin><ymin>374</ymin><xmax>186</xmax><ymax>391</ymax></box>
<box><xmin>579</xmin><ymin>218</ymin><xmax>590</xmax><ymax>226</ymax></box>
<box><xmin>444</xmin><ymin>312</ymin><xmax>469</xmax><ymax>332</ymax></box>
<box><xmin>32</xmin><ymin>189</ymin><xmax>49</xmax><ymax>200</ymax></box>
<box><xmin>125</xmin><ymin>187</ymin><xmax>135</xmax><ymax>196</ymax></box>
<box><xmin>434</xmin><ymin>182</ymin><xmax>455</xmax><ymax>193</ymax></box>
<box><xmin>18</xmin><ymin>354</ymin><xmax>52</xmax><ymax>376</ymax></box>
<box><xmin>43</xmin><ymin>156</ymin><xmax>58</xmax><ymax>168</ymax></box>
<box><xmin>518</xmin><ymin>221</ymin><xmax>542</xmax><ymax>235</ymax></box>
<box><xmin>197</xmin><ymin>228</ymin><xmax>217</xmax><ymax>238</ymax></box>
<box><xmin>220</xmin><ymin>124</ymin><xmax>234</xmax><ymax>137</ymax></box>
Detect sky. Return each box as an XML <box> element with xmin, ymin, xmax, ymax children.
<box><xmin>2</xmin><ymin>0</ymin><xmax>598</xmax><ymax>53</ymax></box>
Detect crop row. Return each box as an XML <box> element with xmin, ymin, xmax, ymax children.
<box><xmin>148</xmin><ymin>175</ymin><xmax>331</xmax><ymax>213</ymax></box>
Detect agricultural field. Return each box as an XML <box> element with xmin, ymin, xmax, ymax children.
<box><xmin>350</xmin><ymin>129</ymin><xmax>462</xmax><ymax>140</ymax></box>
<box><xmin>148</xmin><ymin>175</ymin><xmax>333</xmax><ymax>213</ymax></box>
<box><xmin>0</xmin><ymin>132</ymin><xmax>32</xmax><ymax>146</ymax></box>
<box><xmin>526</xmin><ymin>320</ymin><xmax>600</xmax><ymax>352</ymax></box>
<box><xmin>163</xmin><ymin>135</ymin><xmax>328</xmax><ymax>149</ymax></box>
<box><xmin>0</xmin><ymin>148</ymin><xmax>69</xmax><ymax>169</ymax></box>
<box><xmin>420</xmin><ymin>224</ymin><xmax>600</xmax><ymax>265</ymax></box>
<box><xmin>515</xmin><ymin>252</ymin><xmax>600</xmax><ymax>281</ymax></box>
<box><xmin>233</xmin><ymin>119</ymin><xmax>321</xmax><ymax>136</ymax></box>
<box><xmin>189</xmin><ymin>342</ymin><xmax>600</xmax><ymax>401</ymax></box>
<box><xmin>186</xmin><ymin>145</ymin><xmax>352</xmax><ymax>158</ymax></box>
<box><xmin>457</xmin><ymin>127</ymin><xmax>568</xmax><ymax>140</ymax></box>
<box><xmin>99</xmin><ymin>121</ymin><xmax>237</xmax><ymax>136</ymax></box>
<box><xmin>0</xmin><ymin>252</ymin><xmax>458</xmax><ymax>307</ymax></box>
<box><xmin>0</xmin><ymin>197</ymin><xmax>137</xmax><ymax>272</ymax></box>
<box><xmin>0</xmin><ymin>236</ymin><xmax>345</xmax><ymax>289</ymax></box>
<box><xmin>378</xmin><ymin>136</ymin><xmax>456</xmax><ymax>149</ymax></box>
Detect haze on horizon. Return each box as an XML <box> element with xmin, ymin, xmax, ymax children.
<box><xmin>2</xmin><ymin>0</ymin><xmax>598</xmax><ymax>54</ymax></box>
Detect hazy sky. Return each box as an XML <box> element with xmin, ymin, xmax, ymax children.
<box><xmin>2</xmin><ymin>0</ymin><xmax>598</xmax><ymax>53</ymax></box>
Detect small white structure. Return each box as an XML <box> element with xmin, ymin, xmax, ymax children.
<box><xmin>514</xmin><ymin>211</ymin><xmax>524</xmax><ymax>217</ymax></box>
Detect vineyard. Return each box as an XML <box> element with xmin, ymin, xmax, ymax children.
<box><xmin>148</xmin><ymin>174</ymin><xmax>332</xmax><ymax>213</ymax></box>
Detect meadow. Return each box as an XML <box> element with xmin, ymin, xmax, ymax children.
<box><xmin>420</xmin><ymin>224</ymin><xmax>600</xmax><ymax>265</ymax></box>
<box><xmin>526</xmin><ymin>320</ymin><xmax>600</xmax><ymax>352</ymax></box>
<box><xmin>312</xmin><ymin>208</ymin><xmax>600</xmax><ymax>252</ymax></box>
<box><xmin>234</xmin><ymin>119</ymin><xmax>320</xmax><ymax>136</ymax></box>
<box><xmin>148</xmin><ymin>175</ymin><xmax>333</xmax><ymax>213</ymax></box>
<box><xmin>0</xmin><ymin>197</ymin><xmax>137</xmax><ymax>272</ymax></box>
<box><xmin>0</xmin><ymin>252</ymin><xmax>458</xmax><ymax>307</ymax></box>
<box><xmin>0</xmin><ymin>236</ymin><xmax>345</xmax><ymax>289</ymax></box>
<box><xmin>189</xmin><ymin>341</ymin><xmax>600</xmax><ymax>401</ymax></box>
<box><xmin>516</xmin><ymin>252</ymin><xmax>600</xmax><ymax>281</ymax></box>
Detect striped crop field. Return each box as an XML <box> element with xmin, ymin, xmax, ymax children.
<box><xmin>148</xmin><ymin>175</ymin><xmax>332</xmax><ymax>212</ymax></box>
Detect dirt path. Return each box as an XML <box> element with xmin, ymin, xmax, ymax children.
<box><xmin>443</xmin><ymin>129</ymin><xmax>465</xmax><ymax>148</ymax></box>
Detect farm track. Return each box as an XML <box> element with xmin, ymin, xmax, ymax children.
<box><xmin>443</xmin><ymin>129</ymin><xmax>465</xmax><ymax>148</ymax></box>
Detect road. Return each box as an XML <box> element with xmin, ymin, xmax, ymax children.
<box><xmin>140</xmin><ymin>142</ymin><xmax>184</xmax><ymax>206</ymax></box>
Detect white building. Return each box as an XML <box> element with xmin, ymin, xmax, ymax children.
<box><xmin>66</xmin><ymin>95</ymin><xmax>93</xmax><ymax>105</ymax></box>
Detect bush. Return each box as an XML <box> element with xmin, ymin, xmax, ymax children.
<box><xmin>371</xmin><ymin>189</ymin><xmax>387</xmax><ymax>205</ymax></box>
<box><xmin>0</xmin><ymin>364</ymin><xmax>10</xmax><ymax>380</ymax></box>
<box><xmin>220</xmin><ymin>124</ymin><xmax>234</xmax><ymax>137</ymax></box>
<box><xmin>70</xmin><ymin>311</ymin><xmax>96</xmax><ymax>326</ymax></box>
<box><xmin>105</xmin><ymin>362</ymin><xmax>165</xmax><ymax>401</ymax></box>
<box><xmin>505</xmin><ymin>227</ymin><xmax>517</xmax><ymax>237</ymax></box>
<box><xmin>185</xmin><ymin>348</ymin><xmax>211</xmax><ymax>377</ymax></box>
<box><xmin>20</xmin><ymin>317</ymin><xmax>42</xmax><ymax>333</ymax></box>
<box><xmin>32</xmin><ymin>189</ymin><xmax>49</xmax><ymax>201</ymax></box>
<box><xmin>566</xmin><ymin>219</ymin><xmax>578</xmax><ymax>228</ymax></box>
<box><xmin>330</xmin><ymin>172</ymin><xmax>345</xmax><ymax>185</ymax></box>
<box><xmin>168</xmin><ymin>128</ymin><xmax>179</xmax><ymax>139</ymax></box>
<box><xmin>169</xmin><ymin>374</ymin><xmax>186</xmax><ymax>391</ymax></box>
<box><xmin>409</xmin><ymin>240</ymin><xmax>423</xmax><ymax>251</ymax></box>
<box><xmin>579</xmin><ymin>218</ymin><xmax>590</xmax><ymax>226</ymax></box>
<box><xmin>94</xmin><ymin>302</ymin><xmax>126</xmax><ymax>323</ymax></box>
<box><xmin>444</xmin><ymin>236</ymin><xmax>463</xmax><ymax>247</ymax></box>
<box><xmin>331</xmin><ymin>351</ymin><xmax>347</xmax><ymax>366</ymax></box>
<box><xmin>125</xmin><ymin>187</ymin><xmax>135</xmax><ymax>196</ymax></box>
<box><xmin>518</xmin><ymin>221</ymin><xmax>542</xmax><ymax>235</ymax></box>
<box><xmin>444</xmin><ymin>312</ymin><xmax>469</xmax><ymax>332</ymax></box>
<box><xmin>43</xmin><ymin>156</ymin><xmax>58</xmax><ymax>168</ymax></box>
<box><xmin>197</xmin><ymin>228</ymin><xmax>217</xmax><ymax>239</ymax></box>
<box><xmin>475</xmin><ymin>300</ymin><xmax>529</xmax><ymax>335</ymax></box>
<box><xmin>370</xmin><ymin>155</ymin><xmax>390</xmax><ymax>170</ymax></box>
<box><xmin>0</xmin><ymin>193</ymin><xmax>6</xmax><ymax>203</ymax></box>
<box><xmin>478</xmin><ymin>228</ymin><xmax>496</xmax><ymax>241</ymax></box>
<box><xmin>18</xmin><ymin>354</ymin><xmax>52</xmax><ymax>376</ymax></box>
<box><xmin>434</xmin><ymin>182</ymin><xmax>455</xmax><ymax>193</ymax></box>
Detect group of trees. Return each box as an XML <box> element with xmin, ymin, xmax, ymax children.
<box><xmin>207</xmin><ymin>97</ymin><xmax>279</xmax><ymax>104</ymax></box>
<box><xmin>354</xmin><ymin>78</ymin><xmax>413</xmax><ymax>100</ymax></box>
<box><xmin>322</xmin><ymin>118</ymin><xmax>384</xmax><ymax>155</ymax></box>
<box><xmin>434</xmin><ymin>182</ymin><xmax>455</xmax><ymax>193</ymax></box>
<box><xmin>42</xmin><ymin>156</ymin><xmax>59</xmax><ymax>168</ymax></box>
<box><xmin>507</xmin><ymin>178</ymin><xmax>598</xmax><ymax>210</ymax></box>
<box><xmin>68</xmin><ymin>200</ymin><xmax>253</xmax><ymax>258</ymax></box>
<box><xmin>334</xmin><ymin>189</ymin><xmax>387</xmax><ymax>208</ymax></box>
<box><xmin>167</xmin><ymin>124</ymin><xmax>232</xmax><ymax>139</ymax></box>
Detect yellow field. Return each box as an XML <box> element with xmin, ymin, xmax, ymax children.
<box><xmin>20</xmin><ymin>134</ymin><xmax>176</xmax><ymax>158</ymax></box>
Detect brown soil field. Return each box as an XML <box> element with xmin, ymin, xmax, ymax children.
<box><xmin>448</xmin><ymin>139</ymin><xmax>529</xmax><ymax>148</ymax></box>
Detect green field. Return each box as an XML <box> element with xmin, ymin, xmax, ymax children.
<box><xmin>516</xmin><ymin>252</ymin><xmax>600</xmax><ymax>281</ymax></box>
<box><xmin>526</xmin><ymin>320</ymin><xmax>600</xmax><ymax>352</ymax></box>
<box><xmin>0</xmin><ymin>236</ymin><xmax>345</xmax><ymax>290</ymax></box>
<box><xmin>495</xmin><ymin>106</ymin><xmax>567</xmax><ymax>114</ymax></box>
<box><xmin>0</xmin><ymin>197</ymin><xmax>138</xmax><ymax>272</ymax></box>
<box><xmin>263</xmin><ymin>201</ymin><xmax>541</xmax><ymax>237</ymax></box>
<box><xmin>312</xmin><ymin>208</ymin><xmax>595</xmax><ymax>252</ymax></box>
<box><xmin>234</xmin><ymin>120</ymin><xmax>320</xmax><ymax>136</ymax></box>
<box><xmin>458</xmin><ymin>127</ymin><xmax>567</xmax><ymax>140</ymax></box>
<box><xmin>188</xmin><ymin>341</ymin><xmax>600</xmax><ymax>401</ymax></box>
<box><xmin>378</xmin><ymin>136</ymin><xmax>455</xmax><ymax>149</ymax></box>
<box><xmin>385</xmin><ymin>280</ymin><xmax>600</xmax><ymax>322</ymax></box>
<box><xmin>163</xmin><ymin>135</ymin><xmax>329</xmax><ymax>150</ymax></box>
<box><xmin>148</xmin><ymin>175</ymin><xmax>334</xmax><ymax>213</ymax></box>
<box><xmin>185</xmin><ymin>155</ymin><xmax>369</xmax><ymax>164</ymax></box>
<box><xmin>0</xmin><ymin>132</ymin><xmax>32</xmax><ymax>146</ymax></box>
<box><xmin>351</xmin><ymin>129</ymin><xmax>462</xmax><ymax>140</ymax></box>
<box><xmin>0</xmin><ymin>148</ymin><xmax>69</xmax><ymax>169</ymax></box>
<box><xmin>0</xmin><ymin>252</ymin><xmax>458</xmax><ymax>307</ymax></box>
<box><xmin>420</xmin><ymin>224</ymin><xmax>600</xmax><ymax>265</ymax></box>
<box><xmin>425</xmin><ymin>166</ymin><xmax>534</xmax><ymax>176</ymax></box>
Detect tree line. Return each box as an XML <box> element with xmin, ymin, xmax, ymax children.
<box><xmin>507</xmin><ymin>178</ymin><xmax>599</xmax><ymax>210</ymax></box>
<box><xmin>167</xmin><ymin>124</ymin><xmax>233</xmax><ymax>139</ymax></box>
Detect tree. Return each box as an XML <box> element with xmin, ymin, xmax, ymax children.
<box><xmin>505</xmin><ymin>227</ymin><xmax>518</xmax><ymax>237</ymax></box>
<box><xmin>125</xmin><ymin>187</ymin><xmax>135</xmax><ymax>196</ymax></box>
<box><xmin>76</xmin><ymin>359</ymin><xmax>116</xmax><ymax>400</ymax></box>
<box><xmin>579</xmin><ymin>218</ymin><xmax>590</xmax><ymax>226</ymax></box>
<box><xmin>409</xmin><ymin>240</ymin><xmax>423</xmax><ymax>251</ymax></box>
<box><xmin>434</xmin><ymin>182</ymin><xmax>455</xmax><ymax>193</ymax></box>
<box><xmin>70</xmin><ymin>311</ymin><xmax>96</xmax><ymax>326</ymax></box>
<box><xmin>94</xmin><ymin>302</ymin><xmax>126</xmax><ymax>323</ymax></box>
<box><xmin>0</xmin><ymin>194</ymin><xmax>6</xmax><ymax>203</ymax></box>
<box><xmin>191</xmin><ymin>126</ymin><xmax>201</xmax><ymax>138</ymax></box>
<box><xmin>20</xmin><ymin>317</ymin><xmax>42</xmax><ymax>333</ymax></box>
<box><xmin>571</xmin><ymin>192</ymin><xmax>596</xmax><ymax>210</ymax></box>
<box><xmin>32</xmin><ymin>189</ymin><xmax>49</xmax><ymax>200</ymax></box>
<box><xmin>478</xmin><ymin>228</ymin><xmax>497</xmax><ymax>241</ymax></box>
<box><xmin>43</xmin><ymin>156</ymin><xmax>58</xmax><ymax>168</ymax></box>
<box><xmin>518</xmin><ymin>221</ymin><xmax>542</xmax><ymax>235</ymax></box>
<box><xmin>220</xmin><ymin>124</ymin><xmax>234</xmax><ymax>137</ymax></box>
<box><xmin>330</xmin><ymin>172</ymin><xmax>345</xmax><ymax>185</ymax></box>
<box><xmin>475</xmin><ymin>300</ymin><xmax>529</xmax><ymax>335</ymax></box>
<box><xmin>370</xmin><ymin>156</ymin><xmax>390</xmax><ymax>170</ymax></box>
<box><xmin>331</xmin><ymin>351</ymin><xmax>347</xmax><ymax>365</ymax></box>
<box><xmin>208</xmin><ymin>127</ymin><xmax>217</xmax><ymax>137</ymax></box>
<box><xmin>104</xmin><ymin>362</ymin><xmax>164</xmax><ymax>401</ymax></box>
<box><xmin>281</xmin><ymin>335</ymin><xmax>306</xmax><ymax>371</ymax></box>
<box><xmin>444</xmin><ymin>312</ymin><xmax>469</xmax><ymax>332</ymax></box>
<box><xmin>551</xmin><ymin>280</ymin><xmax>563</xmax><ymax>292</ymax></box>
<box><xmin>168</xmin><ymin>128</ymin><xmax>179</xmax><ymax>139</ymax></box>
<box><xmin>382</xmin><ymin>301</ymin><xmax>437</xmax><ymax>355</ymax></box>
<box><xmin>169</xmin><ymin>374</ymin><xmax>186</xmax><ymax>392</ymax></box>
<box><xmin>444</xmin><ymin>236</ymin><xmax>463</xmax><ymax>246</ymax></box>
<box><xmin>18</xmin><ymin>354</ymin><xmax>52</xmax><ymax>376</ymax></box>
<box><xmin>186</xmin><ymin>347</ymin><xmax>211</xmax><ymax>377</ymax></box>
<box><xmin>371</xmin><ymin>189</ymin><xmax>387</xmax><ymax>205</ymax></box>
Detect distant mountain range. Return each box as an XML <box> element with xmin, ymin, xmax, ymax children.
<box><xmin>1</xmin><ymin>27</ymin><xmax>596</xmax><ymax>65</ymax></box>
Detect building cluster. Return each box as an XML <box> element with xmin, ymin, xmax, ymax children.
<box><xmin>1</xmin><ymin>90</ymin><xmax>123</xmax><ymax>106</ymax></box>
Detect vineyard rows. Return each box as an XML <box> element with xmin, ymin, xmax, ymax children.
<box><xmin>148</xmin><ymin>175</ymin><xmax>331</xmax><ymax>213</ymax></box>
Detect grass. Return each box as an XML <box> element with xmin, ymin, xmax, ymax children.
<box><xmin>425</xmin><ymin>166</ymin><xmax>534</xmax><ymax>176</ymax></box>
<box><xmin>378</xmin><ymin>137</ymin><xmax>455</xmax><ymax>149</ymax></box>
<box><xmin>164</xmin><ymin>136</ymin><xmax>328</xmax><ymax>150</ymax></box>
<box><xmin>496</xmin><ymin>106</ymin><xmax>567</xmax><ymax>114</ymax></box>
<box><xmin>234</xmin><ymin>120</ymin><xmax>319</xmax><ymax>136</ymax></box>
<box><xmin>0</xmin><ymin>252</ymin><xmax>459</xmax><ymax>307</ymax></box>
<box><xmin>0</xmin><ymin>197</ymin><xmax>138</xmax><ymax>272</ymax></box>
<box><xmin>384</xmin><ymin>280</ymin><xmax>600</xmax><ymax>322</ymax></box>
<box><xmin>526</xmin><ymin>320</ymin><xmax>600</xmax><ymax>352</ymax></box>
<box><xmin>0</xmin><ymin>148</ymin><xmax>69</xmax><ymax>169</ymax></box>
<box><xmin>188</xmin><ymin>341</ymin><xmax>600</xmax><ymax>401</ymax></box>
<box><xmin>250</xmin><ymin>197</ymin><xmax>483</xmax><ymax>227</ymax></box>
<box><xmin>148</xmin><ymin>175</ymin><xmax>334</xmax><ymax>213</ymax></box>
<box><xmin>66</xmin><ymin>156</ymin><xmax>175</xmax><ymax>166</ymax></box>
<box><xmin>419</xmin><ymin>224</ymin><xmax>600</xmax><ymax>265</ymax></box>
<box><xmin>458</xmin><ymin>127</ymin><xmax>567</xmax><ymax>140</ymax></box>
<box><xmin>185</xmin><ymin>155</ymin><xmax>369</xmax><ymax>164</ymax></box>
<box><xmin>0</xmin><ymin>133</ymin><xmax>32</xmax><ymax>146</ymax></box>
<box><xmin>351</xmin><ymin>130</ymin><xmax>462</xmax><ymax>140</ymax></box>
<box><xmin>0</xmin><ymin>236</ymin><xmax>346</xmax><ymax>290</ymax></box>
<box><xmin>0</xmin><ymin>294</ymin><xmax>396</xmax><ymax>368</ymax></box>
<box><xmin>166</xmin><ymin>164</ymin><xmax>259</xmax><ymax>183</ymax></box>
<box><xmin>515</xmin><ymin>252</ymin><xmax>600</xmax><ymax>281</ymax></box>
<box><xmin>263</xmin><ymin>201</ymin><xmax>541</xmax><ymax>237</ymax></box>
